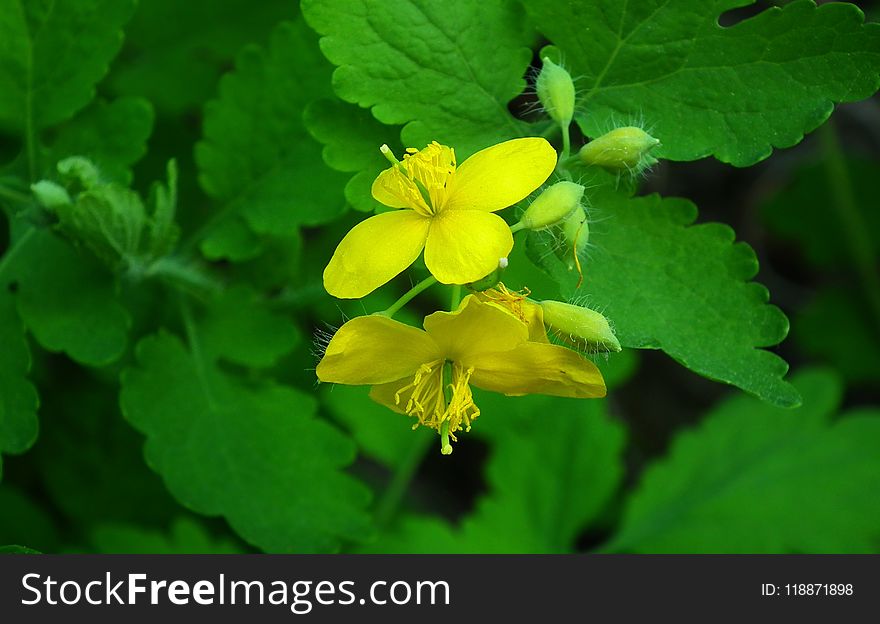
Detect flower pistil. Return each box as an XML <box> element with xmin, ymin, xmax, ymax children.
<box><xmin>393</xmin><ymin>358</ymin><xmax>480</xmax><ymax>454</ymax></box>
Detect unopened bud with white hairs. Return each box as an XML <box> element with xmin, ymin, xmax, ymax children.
<box><xmin>579</xmin><ymin>126</ymin><xmax>660</xmax><ymax>173</ymax></box>
<box><xmin>536</xmin><ymin>57</ymin><xmax>576</xmax><ymax>128</ymax></box>
<box><xmin>519</xmin><ymin>181</ymin><xmax>584</xmax><ymax>231</ymax></box>
<box><xmin>539</xmin><ymin>300</ymin><xmax>621</xmax><ymax>353</ymax></box>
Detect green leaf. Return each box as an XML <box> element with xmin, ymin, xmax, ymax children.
<box><xmin>322</xmin><ymin>384</ymin><xmax>431</xmax><ymax>469</ymax></box>
<box><xmin>195</xmin><ymin>20</ymin><xmax>349</xmax><ymax>259</ymax></box>
<box><xmin>525</xmin><ymin>0</ymin><xmax>880</xmax><ymax>166</ymax></box>
<box><xmin>760</xmin><ymin>157</ymin><xmax>880</xmax><ymax>385</ymax></box>
<box><xmin>0</xmin><ymin>291</ymin><xmax>38</xmax><ymax>476</ymax></box>
<box><xmin>199</xmin><ymin>216</ymin><xmax>263</xmax><ymax>262</ymax></box>
<box><xmin>0</xmin><ymin>545</ymin><xmax>40</xmax><ymax>554</ymax></box>
<box><xmin>6</xmin><ymin>228</ymin><xmax>129</xmax><ymax>365</ymax></box>
<box><xmin>606</xmin><ymin>369</ymin><xmax>880</xmax><ymax>553</ymax></box>
<box><xmin>301</xmin><ymin>0</ymin><xmax>533</xmax><ymax>158</ymax></box>
<box><xmin>35</xmin><ymin>375</ymin><xmax>177</xmax><ymax>527</ymax></box>
<box><xmin>358</xmin><ymin>516</ymin><xmax>459</xmax><ymax>554</ymax></box>
<box><xmin>761</xmin><ymin>158</ymin><xmax>880</xmax><ymax>269</ymax></box>
<box><xmin>460</xmin><ymin>393</ymin><xmax>626</xmax><ymax>553</ymax></box>
<box><xmin>793</xmin><ymin>288</ymin><xmax>880</xmax><ymax>386</ymax></box>
<box><xmin>528</xmin><ymin>189</ymin><xmax>799</xmax><ymax>407</ymax></box>
<box><xmin>0</xmin><ymin>0</ymin><xmax>136</xmax><ymax>133</ymax></box>
<box><xmin>304</xmin><ymin>98</ymin><xmax>399</xmax><ymax>212</ymax></box>
<box><xmin>120</xmin><ymin>330</ymin><xmax>371</xmax><ymax>553</ymax></box>
<box><xmin>91</xmin><ymin>517</ymin><xmax>242</xmax><ymax>554</ymax></box>
<box><xmin>47</xmin><ymin>97</ymin><xmax>155</xmax><ymax>185</ymax></box>
<box><xmin>362</xmin><ymin>394</ymin><xmax>625</xmax><ymax>553</ymax></box>
<box><xmin>106</xmin><ymin>0</ymin><xmax>296</xmax><ymax>115</ymax></box>
<box><xmin>200</xmin><ymin>285</ymin><xmax>300</xmax><ymax>368</ymax></box>
<box><xmin>0</xmin><ymin>486</ymin><xmax>58</xmax><ymax>552</ymax></box>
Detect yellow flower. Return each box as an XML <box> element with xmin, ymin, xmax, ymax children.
<box><xmin>316</xmin><ymin>295</ymin><xmax>605</xmax><ymax>453</ymax></box>
<box><xmin>323</xmin><ymin>138</ymin><xmax>557</xmax><ymax>299</ymax></box>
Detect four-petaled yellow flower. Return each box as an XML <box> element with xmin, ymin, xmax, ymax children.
<box><xmin>316</xmin><ymin>295</ymin><xmax>606</xmax><ymax>453</ymax></box>
<box><xmin>323</xmin><ymin>138</ymin><xmax>557</xmax><ymax>299</ymax></box>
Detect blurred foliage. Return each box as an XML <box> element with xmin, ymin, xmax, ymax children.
<box><xmin>1</xmin><ymin>0</ymin><xmax>878</xmax><ymax>554</ymax></box>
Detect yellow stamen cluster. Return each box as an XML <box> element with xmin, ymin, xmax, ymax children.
<box><xmin>381</xmin><ymin>142</ymin><xmax>456</xmax><ymax>216</ymax></box>
<box><xmin>479</xmin><ymin>283</ymin><xmax>531</xmax><ymax>322</ymax></box>
<box><xmin>393</xmin><ymin>358</ymin><xmax>480</xmax><ymax>446</ymax></box>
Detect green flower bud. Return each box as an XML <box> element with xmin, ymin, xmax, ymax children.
<box><xmin>579</xmin><ymin>126</ymin><xmax>660</xmax><ymax>172</ymax></box>
<box><xmin>30</xmin><ymin>180</ymin><xmax>71</xmax><ymax>209</ymax></box>
<box><xmin>54</xmin><ymin>184</ymin><xmax>148</xmax><ymax>268</ymax></box>
<box><xmin>520</xmin><ymin>181</ymin><xmax>584</xmax><ymax>231</ymax></box>
<box><xmin>57</xmin><ymin>156</ymin><xmax>101</xmax><ymax>190</ymax></box>
<box><xmin>536</xmin><ymin>57</ymin><xmax>575</xmax><ymax>127</ymax></box>
<box><xmin>539</xmin><ymin>300</ymin><xmax>621</xmax><ymax>353</ymax></box>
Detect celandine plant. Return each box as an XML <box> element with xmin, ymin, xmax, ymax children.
<box><xmin>0</xmin><ymin>0</ymin><xmax>879</xmax><ymax>555</ymax></box>
<box><xmin>317</xmin><ymin>135</ymin><xmax>614</xmax><ymax>454</ymax></box>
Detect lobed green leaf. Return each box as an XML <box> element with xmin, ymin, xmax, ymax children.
<box><xmin>527</xmin><ymin>189</ymin><xmax>799</xmax><ymax>406</ymax></box>
<box><xmin>0</xmin><ymin>0</ymin><xmax>136</xmax><ymax>133</ymax></box>
<box><xmin>302</xmin><ymin>0</ymin><xmax>534</xmax><ymax>158</ymax></box>
<box><xmin>106</xmin><ymin>0</ymin><xmax>296</xmax><ymax>115</ymax></box>
<box><xmin>120</xmin><ymin>331</ymin><xmax>371</xmax><ymax>553</ymax></box>
<box><xmin>606</xmin><ymin>369</ymin><xmax>880</xmax><ymax>553</ymax></box>
<box><xmin>361</xmin><ymin>394</ymin><xmax>625</xmax><ymax>553</ymax></box>
<box><xmin>304</xmin><ymin>98</ymin><xmax>400</xmax><ymax>213</ymax></box>
<box><xmin>0</xmin><ymin>291</ymin><xmax>38</xmax><ymax>478</ymax></box>
<box><xmin>47</xmin><ymin>97</ymin><xmax>155</xmax><ymax>185</ymax></box>
<box><xmin>91</xmin><ymin>517</ymin><xmax>242</xmax><ymax>554</ymax></box>
<box><xmin>6</xmin><ymin>228</ymin><xmax>130</xmax><ymax>366</ymax></box>
<box><xmin>525</xmin><ymin>0</ymin><xmax>880</xmax><ymax>166</ymax></box>
<box><xmin>195</xmin><ymin>20</ymin><xmax>349</xmax><ymax>259</ymax></box>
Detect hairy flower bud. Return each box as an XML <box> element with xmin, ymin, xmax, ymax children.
<box><xmin>520</xmin><ymin>181</ymin><xmax>584</xmax><ymax>231</ymax></box>
<box><xmin>57</xmin><ymin>156</ymin><xmax>101</xmax><ymax>190</ymax></box>
<box><xmin>539</xmin><ymin>300</ymin><xmax>621</xmax><ymax>353</ymax></box>
<box><xmin>30</xmin><ymin>180</ymin><xmax>71</xmax><ymax>209</ymax></box>
<box><xmin>579</xmin><ymin>126</ymin><xmax>660</xmax><ymax>172</ymax></box>
<box><xmin>36</xmin><ymin>157</ymin><xmax>179</xmax><ymax>271</ymax></box>
<box><xmin>536</xmin><ymin>57</ymin><xmax>575</xmax><ymax>128</ymax></box>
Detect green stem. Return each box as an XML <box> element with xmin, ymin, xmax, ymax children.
<box><xmin>178</xmin><ymin>294</ymin><xmax>218</xmax><ymax>408</ymax></box>
<box><xmin>560</xmin><ymin>124</ymin><xmax>571</xmax><ymax>163</ymax></box>
<box><xmin>819</xmin><ymin>122</ymin><xmax>880</xmax><ymax>332</ymax></box>
<box><xmin>380</xmin><ymin>275</ymin><xmax>437</xmax><ymax>318</ymax></box>
<box><xmin>140</xmin><ymin>256</ymin><xmax>225</xmax><ymax>297</ymax></box>
<box><xmin>0</xmin><ymin>185</ymin><xmax>31</xmax><ymax>205</ymax></box>
<box><xmin>373</xmin><ymin>430</ymin><xmax>434</xmax><ymax>528</ymax></box>
<box><xmin>24</xmin><ymin>39</ymin><xmax>36</xmax><ymax>182</ymax></box>
<box><xmin>509</xmin><ymin>221</ymin><xmax>526</xmax><ymax>234</ymax></box>
<box><xmin>0</xmin><ymin>225</ymin><xmax>36</xmax><ymax>279</ymax></box>
<box><xmin>450</xmin><ymin>284</ymin><xmax>462</xmax><ymax>310</ymax></box>
<box><xmin>556</xmin><ymin>124</ymin><xmax>574</xmax><ymax>181</ymax></box>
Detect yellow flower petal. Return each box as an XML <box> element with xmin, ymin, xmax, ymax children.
<box><xmin>423</xmin><ymin>295</ymin><xmax>527</xmax><ymax>363</ymax></box>
<box><xmin>371</xmin><ymin>168</ymin><xmax>412</xmax><ymax>209</ymax></box>
<box><xmin>477</xmin><ymin>285</ymin><xmax>550</xmax><ymax>343</ymax></box>
<box><xmin>468</xmin><ymin>342</ymin><xmax>607</xmax><ymax>398</ymax></box>
<box><xmin>323</xmin><ymin>210</ymin><xmax>430</xmax><ymax>299</ymax></box>
<box><xmin>444</xmin><ymin>137</ymin><xmax>557</xmax><ymax>212</ymax></box>
<box><xmin>369</xmin><ymin>377</ymin><xmax>411</xmax><ymax>415</ymax></box>
<box><xmin>317</xmin><ymin>316</ymin><xmax>440</xmax><ymax>385</ymax></box>
<box><xmin>423</xmin><ymin>210</ymin><xmax>513</xmax><ymax>285</ymax></box>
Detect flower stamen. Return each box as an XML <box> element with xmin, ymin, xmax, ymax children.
<box><xmin>393</xmin><ymin>358</ymin><xmax>480</xmax><ymax>454</ymax></box>
<box><xmin>480</xmin><ymin>283</ymin><xmax>532</xmax><ymax>323</ymax></box>
<box><xmin>378</xmin><ymin>142</ymin><xmax>456</xmax><ymax>217</ymax></box>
